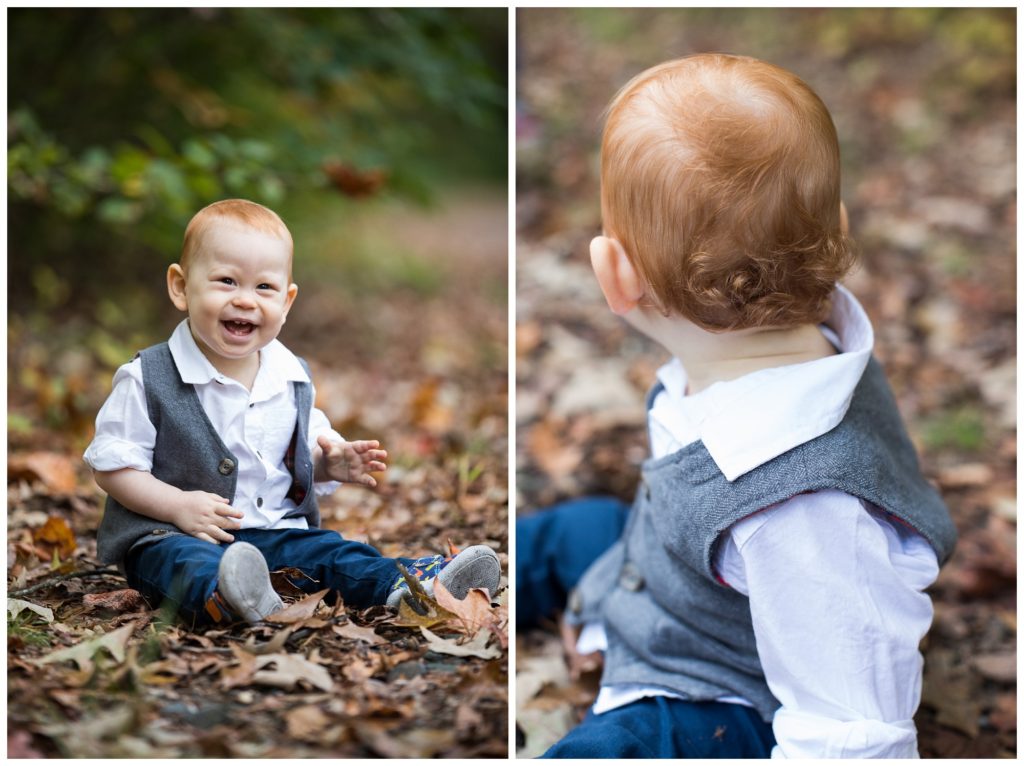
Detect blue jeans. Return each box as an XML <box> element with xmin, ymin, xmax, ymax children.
<box><xmin>516</xmin><ymin>496</ymin><xmax>629</xmax><ymax>628</ymax></box>
<box><xmin>125</xmin><ymin>527</ymin><xmax>417</xmax><ymax>626</ymax></box>
<box><xmin>540</xmin><ymin>697</ymin><xmax>776</xmax><ymax>758</ymax></box>
<box><xmin>518</xmin><ymin>497</ymin><xmax>776</xmax><ymax>759</ymax></box>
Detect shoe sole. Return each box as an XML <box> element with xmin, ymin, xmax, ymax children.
<box><xmin>436</xmin><ymin>544</ymin><xmax>501</xmax><ymax>600</ymax></box>
<box><xmin>217</xmin><ymin>542</ymin><xmax>284</xmax><ymax>623</ymax></box>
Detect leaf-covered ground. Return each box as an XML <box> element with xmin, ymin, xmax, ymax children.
<box><xmin>514</xmin><ymin>8</ymin><xmax>1015</xmax><ymax>759</ymax></box>
<box><xmin>7</xmin><ymin>190</ymin><xmax>510</xmax><ymax>758</ymax></box>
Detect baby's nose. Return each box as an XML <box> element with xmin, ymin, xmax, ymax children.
<box><xmin>232</xmin><ymin>291</ymin><xmax>257</xmax><ymax>307</ymax></box>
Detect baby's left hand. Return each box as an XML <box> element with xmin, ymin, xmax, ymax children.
<box><xmin>317</xmin><ymin>435</ymin><xmax>387</xmax><ymax>487</ymax></box>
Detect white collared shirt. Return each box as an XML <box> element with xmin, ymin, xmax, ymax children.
<box><xmin>581</xmin><ymin>286</ymin><xmax>939</xmax><ymax>758</ymax></box>
<box><xmin>84</xmin><ymin>320</ymin><xmax>342</xmax><ymax>529</ymax></box>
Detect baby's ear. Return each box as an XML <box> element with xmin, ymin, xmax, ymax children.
<box><xmin>281</xmin><ymin>282</ymin><xmax>299</xmax><ymax>321</ymax></box>
<box><xmin>166</xmin><ymin>264</ymin><xmax>189</xmax><ymax>312</ymax></box>
<box><xmin>590</xmin><ymin>236</ymin><xmax>644</xmax><ymax>315</ymax></box>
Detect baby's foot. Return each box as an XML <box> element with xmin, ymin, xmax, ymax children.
<box><xmin>386</xmin><ymin>544</ymin><xmax>500</xmax><ymax>609</ymax></box>
<box><xmin>215</xmin><ymin>541</ymin><xmax>284</xmax><ymax>623</ymax></box>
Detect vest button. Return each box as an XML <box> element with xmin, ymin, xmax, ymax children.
<box><xmin>218</xmin><ymin>458</ymin><xmax>236</xmax><ymax>476</ymax></box>
<box><xmin>619</xmin><ymin>562</ymin><xmax>644</xmax><ymax>591</ymax></box>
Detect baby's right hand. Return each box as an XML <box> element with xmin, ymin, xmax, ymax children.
<box><xmin>172</xmin><ymin>491</ymin><xmax>244</xmax><ymax>545</ymax></box>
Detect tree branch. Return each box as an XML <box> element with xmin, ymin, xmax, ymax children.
<box><xmin>8</xmin><ymin>568</ymin><xmax>124</xmax><ymax>599</ymax></box>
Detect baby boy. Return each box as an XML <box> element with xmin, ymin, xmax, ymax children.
<box><xmin>85</xmin><ymin>199</ymin><xmax>500</xmax><ymax>625</ymax></box>
<box><xmin>518</xmin><ymin>54</ymin><xmax>957</xmax><ymax>758</ymax></box>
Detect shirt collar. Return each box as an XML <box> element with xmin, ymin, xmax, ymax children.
<box><xmin>167</xmin><ymin>319</ymin><xmax>310</xmax><ymax>395</ymax></box>
<box><xmin>651</xmin><ymin>284</ymin><xmax>874</xmax><ymax>481</ymax></box>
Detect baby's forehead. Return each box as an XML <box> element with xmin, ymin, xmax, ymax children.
<box><xmin>188</xmin><ymin>219</ymin><xmax>292</xmax><ymax>270</ymax></box>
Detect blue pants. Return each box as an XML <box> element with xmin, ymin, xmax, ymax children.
<box><xmin>518</xmin><ymin>497</ymin><xmax>776</xmax><ymax>759</ymax></box>
<box><xmin>540</xmin><ymin>697</ymin><xmax>776</xmax><ymax>758</ymax></box>
<box><xmin>516</xmin><ymin>496</ymin><xmax>629</xmax><ymax>629</ymax></box>
<box><xmin>125</xmin><ymin>527</ymin><xmax>416</xmax><ymax>626</ymax></box>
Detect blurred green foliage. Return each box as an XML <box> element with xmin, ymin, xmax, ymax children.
<box><xmin>8</xmin><ymin>8</ymin><xmax>506</xmax><ymax>320</ymax></box>
<box><xmin>921</xmin><ymin>405</ymin><xmax>988</xmax><ymax>454</ymax></box>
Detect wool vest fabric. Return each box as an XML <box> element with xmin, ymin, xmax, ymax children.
<box><xmin>568</xmin><ymin>356</ymin><xmax>957</xmax><ymax>722</ymax></box>
<box><xmin>96</xmin><ymin>342</ymin><xmax>320</xmax><ymax>568</ymax></box>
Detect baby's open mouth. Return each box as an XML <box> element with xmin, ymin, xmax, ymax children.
<box><xmin>223</xmin><ymin>320</ymin><xmax>256</xmax><ymax>336</ymax></box>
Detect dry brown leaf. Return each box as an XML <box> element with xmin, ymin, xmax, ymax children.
<box><xmin>455</xmin><ymin>702</ymin><xmax>484</xmax><ymax>737</ymax></box>
<box><xmin>332</xmin><ymin>621</ymin><xmax>385</xmax><ymax>645</ymax></box>
<box><xmin>342</xmin><ymin>654</ymin><xmax>384</xmax><ymax>683</ymax></box>
<box><xmin>34</xmin><ymin>621</ymin><xmax>136</xmax><ymax>673</ymax></box>
<box><xmin>82</xmin><ymin>589</ymin><xmax>145</xmax><ymax>613</ymax></box>
<box><xmin>527</xmin><ymin>419</ymin><xmax>583</xmax><ymax>480</ymax></box>
<box><xmin>419</xmin><ymin>627</ymin><xmax>500</xmax><ymax>659</ymax></box>
<box><xmin>265</xmin><ymin>588</ymin><xmax>330</xmax><ymax>624</ymax></box>
<box><xmin>9</xmin><ymin>451</ymin><xmax>79</xmax><ymax>494</ymax></box>
<box><xmin>433</xmin><ymin>578</ymin><xmax>493</xmax><ymax>636</ymax></box>
<box><xmin>972</xmin><ymin>653</ymin><xmax>1016</xmax><ymax>683</ymax></box>
<box><xmin>251</xmin><ymin>652</ymin><xmax>335</xmax><ymax>693</ymax></box>
<box><xmin>285</xmin><ymin>704</ymin><xmax>331</xmax><ymax>741</ymax></box>
<box><xmin>241</xmin><ymin>625</ymin><xmax>297</xmax><ymax>656</ymax></box>
<box><xmin>31</xmin><ymin>516</ymin><xmax>77</xmax><ymax>559</ymax></box>
<box><xmin>220</xmin><ymin>644</ymin><xmax>258</xmax><ymax>690</ymax></box>
<box><xmin>392</xmin><ymin>596</ymin><xmax>457</xmax><ymax>629</ymax></box>
<box><xmin>409</xmin><ymin>378</ymin><xmax>454</xmax><ymax>433</ymax></box>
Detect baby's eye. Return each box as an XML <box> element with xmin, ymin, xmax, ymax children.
<box><xmin>218</xmin><ymin>277</ymin><xmax>236</xmax><ymax>286</ymax></box>
<box><xmin>257</xmin><ymin>283</ymin><xmax>276</xmax><ymax>291</ymax></box>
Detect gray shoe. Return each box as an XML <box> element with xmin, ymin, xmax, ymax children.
<box><xmin>386</xmin><ymin>544</ymin><xmax>501</xmax><ymax>609</ymax></box>
<box><xmin>217</xmin><ymin>542</ymin><xmax>284</xmax><ymax>623</ymax></box>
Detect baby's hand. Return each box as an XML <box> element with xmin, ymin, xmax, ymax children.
<box><xmin>173</xmin><ymin>491</ymin><xmax>244</xmax><ymax>544</ymax></box>
<box><xmin>317</xmin><ymin>435</ymin><xmax>388</xmax><ymax>487</ymax></box>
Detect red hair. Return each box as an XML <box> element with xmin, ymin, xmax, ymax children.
<box><xmin>601</xmin><ymin>54</ymin><xmax>855</xmax><ymax>330</ymax></box>
<box><xmin>181</xmin><ymin>199</ymin><xmax>293</xmax><ymax>273</ymax></box>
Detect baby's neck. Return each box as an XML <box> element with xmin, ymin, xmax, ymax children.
<box><xmin>660</xmin><ymin>321</ymin><xmax>836</xmax><ymax>396</ymax></box>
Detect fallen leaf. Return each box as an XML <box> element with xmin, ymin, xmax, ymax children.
<box><xmin>8</xmin><ymin>598</ymin><xmax>54</xmax><ymax>623</ymax></box>
<box><xmin>516</xmin><ymin>705</ymin><xmax>575</xmax><ymax>758</ymax></box>
<box><xmin>333</xmin><ymin>621</ymin><xmax>385</xmax><ymax>645</ymax></box>
<box><xmin>285</xmin><ymin>704</ymin><xmax>331</xmax><ymax>741</ymax></box>
<box><xmin>434</xmin><ymin>578</ymin><xmax>493</xmax><ymax>635</ymax></box>
<box><xmin>251</xmin><ymin>652</ymin><xmax>335</xmax><ymax>692</ymax></box>
<box><xmin>455</xmin><ymin>702</ymin><xmax>484</xmax><ymax>737</ymax></box>
<box><xmin>82</xmin><ymin>589</ymin><xmax>145</xmax><ymax>613</ymax></box>
<box><xmin>34</xmin><ymin>621</ymin><xmax>136</xmax><ymax>673</ymax></box>
<box><xmin>343</xmin><ymin>654</ymin><xmax>384</xmax><ymax>683</ymax></box>
<box><xmin>265</xmin><ymin>588</ymin><xmax>329</xmax><ymax>623</ymax></box>
<box><xmin>241</xmin><ymin>625</ymin><xmax>298</xmax><ymax>656</ymax></box>
<box><xmin>31</xmin><ymin>516</ymin><xmax>77</xmax><ymax>559</ymax></box>
<box><xmin>359</xmin><ymin>723</ymin><xmax>456</xmax><ymax>759</ymax></box>
<box><xmin>972</xmin><ymin>653</ymin><xmax>1016</xmax><ymax>683</ymax></box>
<box><xmin>936</xmin><ymin>463</ymin><xmax>994</xmax><ymax>488</ymax></box>
<box><xmin>420</xmin><ymin>627</ymin><xmax>501</xmax><ymax>659</ymax></box>
<box><xmin>9</xmin><ymin>451</ymin><xmax>79</xmax><ymax>494</ymax></box>
<box><xmin>390</xmin><ymin>575</ymin><xmax>459</xmax><ymax>629</ymax></box>
<box><xmin>220</xmin><ymin>645</ymin><xmax>258</xmax><ymax>690</ymax></box>
<box><xmin>527</xmin><ymin>419</ymin><xmax>583</xmax><ymax>480</ymax></box>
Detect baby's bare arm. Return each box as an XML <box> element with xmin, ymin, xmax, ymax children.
<box><xmin>94</xmin><ymin>468</ymin><xmax>244</xmax><ymax>545</ymax></box>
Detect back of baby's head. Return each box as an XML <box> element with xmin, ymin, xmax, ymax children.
<box><xmin>601</xmin><ymin>53</ymin><xmax>854</xmax><ymax>330</ymax></box>
<box><xmin>181</xmin><ymin>199</ymin><xmax>294</xmax><ymax>272</ymax></box>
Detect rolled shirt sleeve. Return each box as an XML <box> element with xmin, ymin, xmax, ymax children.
<box><xmin>83</xmin><ymin>360</ymin><xmax>156</xmax><ymax>473</ymax></box>
<box><xmin>717</xmin><ymin>490</ymin><xmax>940</xmax><ymax>759</ymax></box>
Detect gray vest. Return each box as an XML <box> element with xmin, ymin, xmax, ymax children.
<box><xmin>568</xmin><ymin>357</ymin><xmax>957</xmax><ymax>722</ymax></box>
<box><xmin>96</xmin><ymin>342</ymin><xmax>320</xmax><ymax>567</ymax></box>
